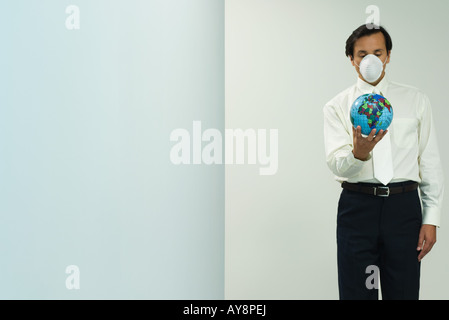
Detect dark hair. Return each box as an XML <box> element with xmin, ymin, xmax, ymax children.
<box><xmin>345</xmin><ymin>24</ymin><xmax>393</xmax><ymax>58</ymax></box>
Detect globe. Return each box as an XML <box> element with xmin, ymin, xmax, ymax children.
<box><xmin>350</xmin><ymin>93</ymin><xmax>393</xmax><ymax>136</ymax></box>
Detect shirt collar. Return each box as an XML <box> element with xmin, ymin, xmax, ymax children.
<box><xmin>356</xmin><ymin>75</ymin><xmax>389</xmax><ymax>96</ymax></box>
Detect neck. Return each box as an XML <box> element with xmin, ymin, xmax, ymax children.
<box><xmin>359</xmin><ymin>71</ymin><xmax>386</xmax><ymax>87</ymax></box>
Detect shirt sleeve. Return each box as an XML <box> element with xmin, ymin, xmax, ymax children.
<box><xmin>323</xmin><ymin>103</ymin><xmax>370</xmax><ymax>179</ymax></box>
<box><xmin>417</xmin><ymin>94</ymin><xmax>444</xmax><ymax>227</ymax></box>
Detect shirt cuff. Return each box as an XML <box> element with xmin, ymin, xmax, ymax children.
<box><xmin>422</xmin><ymin>206</ymin><xmax>441</xmax><ymax>227</ymax></box>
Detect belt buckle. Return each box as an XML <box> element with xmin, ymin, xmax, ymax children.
<box><xmin>374</xmin><ymin>186</ymin><xmax>390</xmax><ymax>197</ymax></box>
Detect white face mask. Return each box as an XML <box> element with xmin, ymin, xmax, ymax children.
<box><xmin>354</xmin><ymin>54</ymin><xmax>388</xmax><ymax>83</ymax></box>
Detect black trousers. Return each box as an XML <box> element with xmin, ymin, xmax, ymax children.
<box><xmin>337</xmin><ymin>181</ymin><xmax>422</xmax><ymax>300</ymax></box>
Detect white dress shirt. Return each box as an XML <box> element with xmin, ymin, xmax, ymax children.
<box><xmin>323</xmin><ymin>76</ymin><xmax>444</xmax><ymax>226</ymax></box>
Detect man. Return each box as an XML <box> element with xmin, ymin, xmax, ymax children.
<box><xmin>323</xmin><ymin>24</ymin><xmax>444</xmax><ymax>300</ymax></box>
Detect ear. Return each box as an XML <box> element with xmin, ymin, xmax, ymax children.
<box><xmin>349</xmin><ymin>55</ymin><xmax>355</xmax><ymax>66</ymax></box>
<box><xmin>386</xmin><ymin>50</ymin><xmax>391</xmax><ymax>64</ymax></box>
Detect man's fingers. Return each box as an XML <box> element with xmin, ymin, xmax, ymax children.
<box><xmin>416</xmin><ymin>230</ymin><xmax>425</xmax><ymax>261</ymax></box>
<box><xmin>417</xmin><ymin>237</ymin><xmax>436</xmax><ymax>262</ymax></box>
<box><xmin>356</xmin><ymin>126</ymin><xmax>362</xmax><ymax>138</ymax></box>
<box><xmin>352</xmin><ymin>127</ymin><xmax>389</xmax><ymax>143</ymax></box>
<box><xmin>417</xmin><ymin>232</ymin><xmax>424</xmax><ymax>252</ymax></box>
<box><xmin>418</xmin><ymin>250</ymin><xmax>424</xmax><ymax>262</ymax></box>
<box><xmin>373</xmin><ymin>129</ymin><xmax>385</xmax><ymax>142</ymax></box>
<box><xmin>367</xmin><ymin>128</ymin><xmax>377</xmax><ymax>141</ymax></box>
<box><xmin>417</xmin><ymin>225</ymin><xmax>437</xmax><ymax>261</ymax></box>
<box><xmin>418</xmin><ymin>240</ymin><xmax>435</xmax><ymax>262</ymax></box>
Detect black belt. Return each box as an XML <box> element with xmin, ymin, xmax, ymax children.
<box><xmin>341</xmin><ymin>181</ymin><xmax>419</xmax><ymax>197</ymax></box>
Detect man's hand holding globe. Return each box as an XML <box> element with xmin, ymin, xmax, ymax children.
<box><xmin>352</xmin><ymin>126</ymin><xmax>388</xmax><ymax>161</ymax></box>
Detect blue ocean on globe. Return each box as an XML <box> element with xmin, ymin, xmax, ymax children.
<box><xmin>350</xmin><ymin>93</ymin><xmax>394</xmax><ymax>135</ymax></box>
